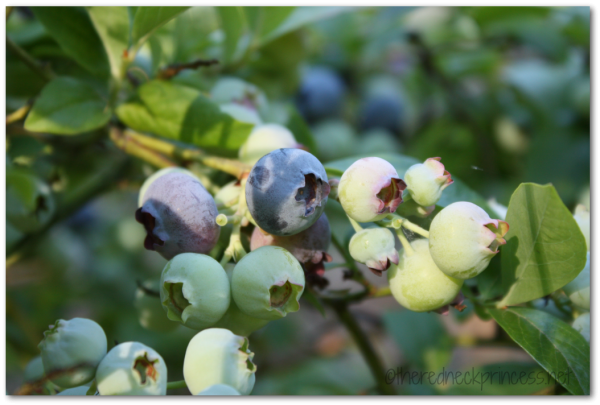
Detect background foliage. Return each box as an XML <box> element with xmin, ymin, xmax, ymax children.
<box><xmin>6</xmin><ymin>6</ymin><xmax>590</xmax><ymax>395</ymax></box>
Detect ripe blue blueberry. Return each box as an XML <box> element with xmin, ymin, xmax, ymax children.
<box><xmin>137</xmin><ymin>167</ymin><xmax>197</xmax><ymax>207</ymax></box>
<box><xmin>296</xmin><ymin>66</ymin><xmax>345</xmax><ymax>123</ymax></box>
<box><xmin>136</xmin><ymin>171</ymin><xmax>220</xmax><ymax>260</ymax></box>
<box><xmin>245</xmin><ymin>148</ymin><xmax>330</xmax><ymax>236</ymax></box>
<box><xmin>359</xmin><ymin>94</ymin><xmax>404</xmax><ymax>135</ymax></box>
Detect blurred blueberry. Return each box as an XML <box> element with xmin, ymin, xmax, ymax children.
<box><xmin>296</xmin><ymin>67</ymin><xmax>345</xmax><ymax>123</ymax></box>
<box><xmin>359</xmin><ymin>94</ymin><xmax>404</xmax><ymax>135</ymax></box>
<box><xmin>65</xmin><ymin>205</ymin><xmax>96</xmax><ymax>230</ymax></box>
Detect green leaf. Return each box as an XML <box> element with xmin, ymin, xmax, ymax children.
<box><xmin>216</xmin><ymin>7</ymin><xmax>249</xmax><ymax>64</ymax></box>
<box><xmin>31</xmin><ymin>7</ymin><xmax>110</xmax><ymax>78</ymax></box>
<box><xmin>87</xmin><ymin>7</ymin><xmax>130</xmax><ymax>79</ymax></box>
<box><xmin>24</xmin><ymin>77</ymin><xmax>111</xmax><ymax>135</ymax></box>
<box><xmin>383</xmin><ymin>310</ymin><xmax>453</xmax><ymax>372</ymax></box>
<box><xmin>115</xmin><ymin>81</ymin><xmax>253</xmax><ymax>156</ymax></box>
<box><xmin>131</xmin><ymin>6</ymin><xmax>189</xmax><ymax>49</ymax></box>
<box><xmin>467</xmin><ymin>6</ymin><xmax>551</xmax><ymax>27</ymax></box>
<box><xmin>244</xmin><ymin>6</ymin><xmax>295</xmax><ymax>43</ymax></box>
<box><xmin>260</xmin><ymin>7</ymin><xmax>354</xmax><ymax>46</ymax></box>
<box><xmin>498</xmin><ymin>183</ymin><xmax>587</xmax><ymax>307</ymax></box>
<box><xmin>489</xmin><ymin>307</ymin><xmax>589</xmax><ymax>395</ymax></box>
<box><xmin>301</xmin><ymin>290</ymin><xmax>326</xmax><ymax>317</ymax></box>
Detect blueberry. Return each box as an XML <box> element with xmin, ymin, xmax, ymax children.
<box><xmin>296</xmin><ymin>66</ymin><xmax>345</xmax><ymax>123</ymax></box>
<box><xmin>359</xmin><ymin>94</ymin><xmax>404</xmax><ymax>135</ymax></box>
<box><xmin>245</xmin><ymin>148</ymin><xmax>330</xmax><ymax>236</ymax></box>
<box><xmin>136</xmin><ymin>172</ymin><xmax>220</xmax><ymax>260</ymax></box>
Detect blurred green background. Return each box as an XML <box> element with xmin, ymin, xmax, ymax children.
<box><xmin>6</xmin><ymin>6</ymin><xmax>589</xmax><ymax>395</ymax></box>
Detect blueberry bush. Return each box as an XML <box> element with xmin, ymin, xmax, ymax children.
<box><xmin>6</xmin><ymin>6</ymin><xmax>590</xmax><ymax>396</ymax></box>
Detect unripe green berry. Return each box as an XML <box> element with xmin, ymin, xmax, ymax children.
<box><xmin>238</xmin><ymin>124</ymin><xmax>300</xmax><ymax>166</ymax></box>
<box><xmin>6</xmin><ymin>167</ymin><xmax>55</xmax><ymax>233</ymax></box>
<box><xmin>349</xmin><ymin>227</ymin><xmax>399</xmax><ymax>276</ymax></box>
<box><xmin>429</xmin><ymin>202</ymin><xmax>508</xmax><ymax>279</ymax></box>
<box><xmin>563</xmin><ymin>252</ymin><xmax>590</xmax><ymax>310</ymax></box>
<box><xmin>160</xmin><ymin>253</ymin><xmax>230</xmax><ymax>330</ymax></box>
<box><xmin>220</xmin><ymin>103</ymin><xmax>262</xmax><ymax>125</ymax></box>
<box><xmin>338</xmin><ymin>157</ymin><xmax>406</xmax><ymax>222</ymax></box>
<box><xmin>404</xmin><ymin>157</ymin><xmax>453</xmax><ymax>207</ymax></box>
<box><xmin>135</xmin><ymin>280</ymin><xmax>178</xmax><ymax>333</ymax></box>
<box><xmin>198</xmin><ymin>384</ymin><xmax>241</xmax><ymax>395</ymax></box>
<box><xmin>96</xmin><ymin>342</ymin><xmax>167</xmax><ymax>395</ymax></box>
<box><xmin>232</xmin><ymin>246</ymin><xmax>305</xmax><ymax>321</ymax></box>
<box><xmin>23</xmin><ymin>356</ymin><xmax>54</xmax><ymax>395</ymax></box>
<box><xmin>212</xmin><ymin>264</ymin><xmax>270</xmax><ymax>336</ymax></box>
<box><xmin>572</xmin><ymin>312</ymin><xmax>590</xmax><ymax>343</ymax></box>
<box><xmin>214</xmin><ymin>180</ymin><xmax>242</xmax><ymax>216</ymax></box>
<box><xmin>183</xmin><ymin>328</ymin><xmax>256</xmax><ymax>395</ymax></box>
<box><xmin>38</xmin><ymin>318</ymin><xmax>107</xmax><ymax>388</ymax></box>
<box><xmin>388</xmin><ymin>239</ymin><xmax>463</xmax><ymax>312</ymax></box>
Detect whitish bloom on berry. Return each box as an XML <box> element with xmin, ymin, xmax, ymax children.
<box><xmin>338</xmin><ymin>157</ymin><xmax>406</xmax><ymax>222</ymax></box>
<box><xmin>96</xmin><ymin>342</ymin><xmax>167</xmax><ymax>395</ymax></box>
<box><xmin>563</xmin><ymin>251</ymin><xmax>590</xmax><ymax>310</ymax></box>
<box><xmin>404</xmin><ymin>157</ymin><xmax>453</xmax><ymax>207</ymax></box>
<box><xmin>137</xmin><ymin>167</ymin><xmax>197</xmax><ymax>207</ymax></box>
<box><xmin>38</xmin><ymin>318</ymin><xmax>107</xmax><ymax>388</ymax></box>
<box><xmin>184</xmin><ymin>328</ymin><xmax>256</xmax><ymax>395</ymax></box>
<box><xmin>349</xmin><ymin>227</ymin><xmax>399</xmax><ymax>276</ymax></box>
<box><xmin>388</xmin><ymin>239</ymin><xmax>463</xmax><ymax>312</ymax></box>
<box><xmin>160</xmin><ymin>253</ymin><xmax>230</xmax><ymax>330</ymax></box>
<box><xmin>232</xmin><ymin>246</ymin><xmax>305</xmax><ymax>320</ymax></box>
<box><xmin>429</xmin><ymin>202</ymin><xmax>509</xmax><ymax>279</ymax></box>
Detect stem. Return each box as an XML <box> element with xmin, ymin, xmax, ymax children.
<box><xmin>110</xmin><ymin>127</ymin><xmax>176</xmax><ymax>169</ymax></box>
<box><xmin>347</xmin><ymin>216</ymin><xmax>363</xmax><ymax>233</ymax></box>
<box><xmin>166</xmin><ymin>380</ymin><xmax>187</xmax><ymax>390</ymax></box>
<box><xmin>122</xmin><ymin>129</ymin><xmax>251</xmax><ymax>178</ymax></box>
<box><xmin>400</xmin><ymin>219</ymin><xmax>430</xmax><ymax>238</ymax></box>
<box><xmin>371</xmin><ymin>286</ymin><xmax>391</xmax><ymax>298</ymax></box>
<box><xmin>6</xmin><ymin>36</ymin><xmax>54</xmax><ymax>82</ymax></box>
<box><xmin>6</xmin><ymin>102</ymin><xmax>32</xmax><ymax>125</ymax></box>
<box><xmin>329</xmin><ymin>302</ymin><xmax>396</xmax><ymax>395</ymax></box>
<box><xmin>395</xmin><ymin>229</ymin><xmax>414</xmax><ymax>256</ymax></box>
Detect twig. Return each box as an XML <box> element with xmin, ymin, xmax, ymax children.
<box><xmin>157</xmin><ymin>59</ymin><xmax>219</xmax><ymax>80</ymax></box>
<box><xmin>6</xmin><ymin>101</ymin><xmax>33</xmax><ymax>125</ymax></box>
<box><xmin>109</xmin><ymin>127</ymin><xmax>176</xmax><ymax>169</ymax></box>
<box><xmin>6</xmin><ymin>36</ymin><xmax>54</xmax><ymax>82</ymax></box>
<box><xmin>328</xmin><ymin>301</ymin><xmax>396</xmax><ymax>395</ymax></box>
<box><xmin>166</xmin><ymin>380</ymin><xmax>188</xmax><ymax>390</ymax></box>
